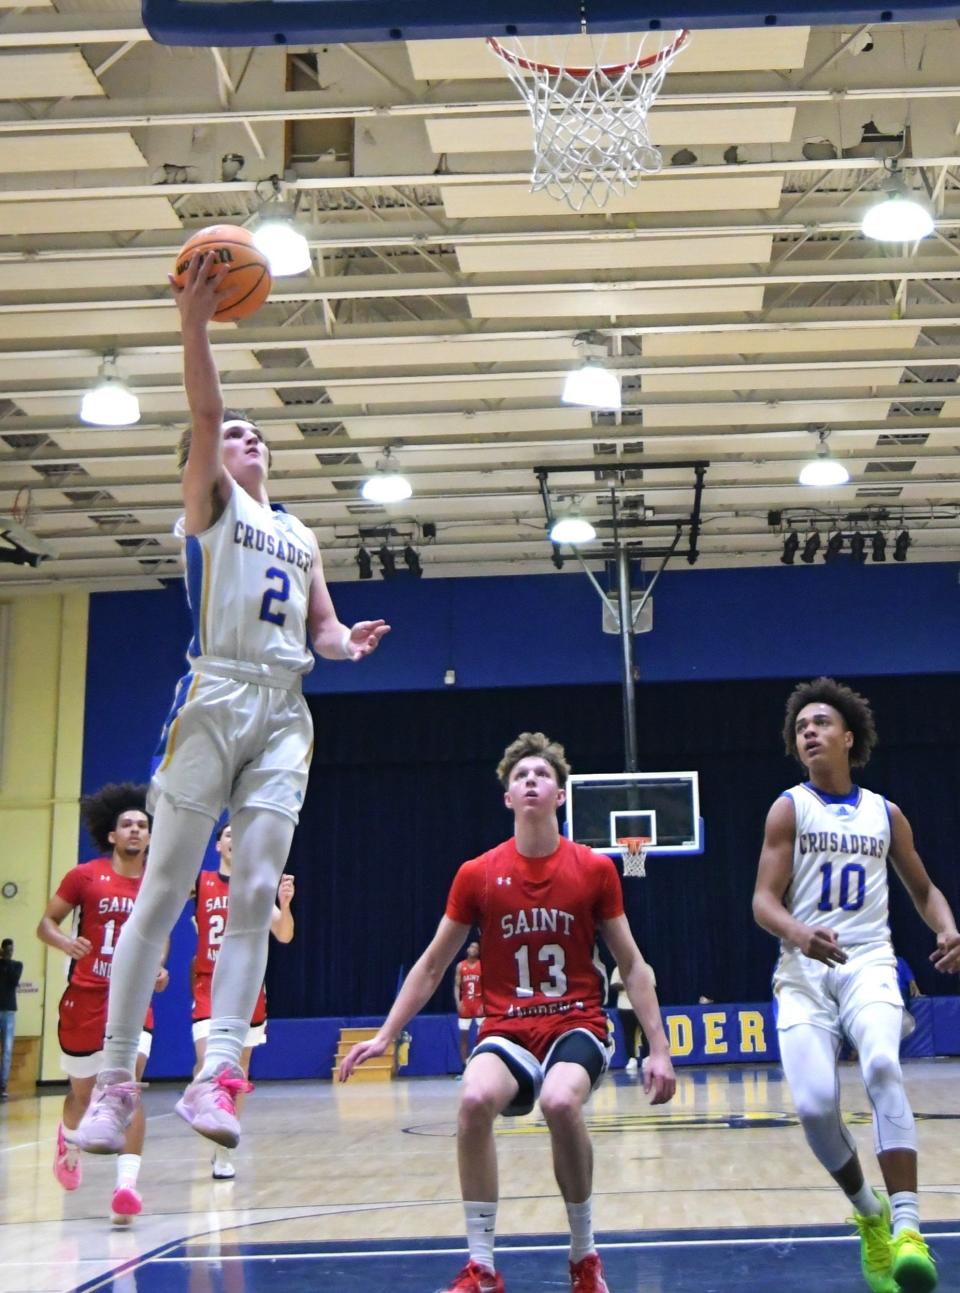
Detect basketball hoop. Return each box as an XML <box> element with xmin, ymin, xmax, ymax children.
<box><xmin>487</xmin><ymin>30</ymin><xmax>689</xmax><ymax>212</ymax></box>
<box><xmin>618</xmin><ymin>836</ymin><xmax>651</xmax><ymax>879</ymax></box>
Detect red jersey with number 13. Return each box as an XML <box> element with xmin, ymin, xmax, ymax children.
<box><xmin>446</xmin><ymin>837</ymin><xmax>623</xmax><ymax>1047</ymax></box>
<box><xmin>55</xmin><ymin>858</ymin><xmax>143</xmax><ymax>989</ymax></box>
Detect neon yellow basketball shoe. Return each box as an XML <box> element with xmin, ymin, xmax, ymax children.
<box><xmin>891</xmin><ymin>1229</ymin><xmax>937</xmax><ymax>1293</ymax></box>
<box><xmin>850</xmin><ymin>1193</ymin><xmax>896</xmax><ymax>1293</ymax></box>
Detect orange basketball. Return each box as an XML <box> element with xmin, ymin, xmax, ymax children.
<box><xmin>173</xmin><ymin>224</ymin><xmax>271</xmax><ymax>323</ymax></box>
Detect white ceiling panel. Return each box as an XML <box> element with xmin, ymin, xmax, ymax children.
<box><xmin>467</xmin><ymin>285</ymin><xmax>765</xmax><ymax>318</ymax></box>
<box><xmin>0</xmin><ymin>51</ymin><xmax>106</xmax><ymax>100</ymax></box>
<box><xmin>0</xmin><ymin>256</ymin><xmax>174</xmax><ymax>293</ymax></box>
<box><xmin>426</xmin><ymin>107</ymin><xmax>795</xmax><ymax>155</ymax></box>
<box><xmin>0</xmin><ymin>349</ymin><xmax>257</xmax><ymax>382</ymax></box>
<box><xmin>407</xmin><ymin>27</ymin><xmax>810</xmax><ymax>80</ymax></box>
<box><xmin>305</xmin><ymin>337</ymin><xmax>579</xmax><ymax>368</ymax></box>
<box><xmin>340</xmin><ymin>408</ymin><xmax>594</xmax><ymax>437</ymax></box>
<box><xmin>644</xmin><ymin>324</ymin><xmax>923</xmax><ymax>357</ymax></box>
<box><xmin>455</xmin><ymin>234</ymin><xmax>774</xmax><ymax>274</ymax></box>
<box><xmin>642</xmin><ymin>366</ymin><xmax>906</xmax><ymax>394</ymax></box>
<box><xmin>440</xmin><ymin>176</ymin><xmax>784</xmax><ymax>218</ymax></box>
<box><xmin>325</xmin><ymin>376</ymin><xmax>566</xmax><ymax>404</ymax></box>
<box><xmin>643</xmin><ymin>398</ymin><xmax>894</xmax><ymax>427</ymax></box>
<box><xmin>0</xmin><ymin>307</ymin><xmax>180</xmax><ymax>340</ymax></box>
<box><xmin>0</xmin><ymin>133</ymin><xmax>146</xmax><ymax>175</ymax></box>
<box><xmin>0</xmin><ymin>197</ymin><xmax>181</xmax><ymax>236</ymax></box>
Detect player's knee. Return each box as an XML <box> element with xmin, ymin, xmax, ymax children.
<box><xmin>794</xmin><ymin>1091</ymin><xmax>837</xmax><ymax>1127</ymax></box>
<box><xmin>538</xmin><ymin>1085</ymin><xmax>583</xmax><ymax>1128</ymax></box>
<box><xmin>860</xmin><ymin>1048</ymin><xmax>901</xmax><ymax>1096</ymax></box>
<box><xmin>458</xmin><ymin>1084</ymin><xmax>501</xmax><ymax>1129</ymax></box>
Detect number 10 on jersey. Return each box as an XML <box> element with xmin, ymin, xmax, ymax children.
<box><xmin>817</xmin><ymin>861</ymin><xmax>866</xmax><ymax>912</ymax></box>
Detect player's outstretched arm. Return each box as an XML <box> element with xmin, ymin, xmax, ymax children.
<box><xmin>887</xmin><ymin>802</ymin><xmax>960</xmax><ymax>973</ymax></box>
<box><xmin>305</xmin><ymin>535</ymin><xmax>391</xmax><ymax>662</ymax></box>
<box><xmin>601</xmin><ymin>915</ymin><xmax>676</xmax><ymax>1105</ymax></box>
<box><xmin>169</xmin><ymin>252</ymin><xmax>233</xmax><ymax>533</ymax></box>
<box><xmin>36</xmin><ymin>895</ymin><xmax>91</xmax><ymax>961</ymax></box>
<box><xmin>753</xmin><ymin>797</ymin><xmax>847</xmax><ymax>965</ymax></box>
<box><xmin>339</xmin><ymin>916</ymin><xmax>469</xmax><ymax>1081</ymax></box>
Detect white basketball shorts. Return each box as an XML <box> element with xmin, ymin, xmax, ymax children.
<box><xmin>150</xmin><ymin>661</ymin><xmax>313</xmax><ymax>824</ymax></box>
<box><xmin>774</xmin><ymin>939</ymin><xmax>902</xmax><ymax>1037</ymax></box>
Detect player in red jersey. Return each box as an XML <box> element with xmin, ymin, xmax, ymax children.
<box><xmin>192</xmin><ymin>821</ymin><xmax>294</xmax><ymax>1178</ymax></box>
<box><xmin>341</xmin><ymin>732</ymin><xmax>675</xmax><ymax>1293</ymax></box>
<box><xmin>454</xmin><ymin>941</ymin><xmax>484</xmax><ymax>1069</ymax></box>
<box><xmin>36</xmin><ymin>784</ymin><xmax>168</xmax><ymax>1224</ymax></box>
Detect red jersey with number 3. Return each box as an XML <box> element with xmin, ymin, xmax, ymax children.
<box><xmin>446</xmin><ymin>837</ymin><xmax>623</xmax><ymax>1051</ymax></box>
<box><xmin>193</xmin><ymin>869</ymin><xmax>266</xmax><ymax>1023</ymax></box>
<box><xmin>458</xmin><ymin>959</ymin><xmax>484</xmax><ymax>1018</ymax></box>
<box><xmin>55</xmin><ymin>858</ymin><xmax>143</xmax><ymax>989</ymax></box>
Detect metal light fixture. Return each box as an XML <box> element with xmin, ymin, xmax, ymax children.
<box><xmin>356</xmin><ymin>546</ymin><xmax>373</xmax><ymax>580</ymax></box>
<box><xmin>799</xmin><ymin>428</ymin><xmax>850</xmax><ymax>488</ymax></box>
<box><xmin>824</xmin><ymin>531</ymin><xmax>844</xmax><ymax>563</ymax></box>
<box><xmin>80</xmin><ymin>355</ymin><xmax>140</xmax><ymax>427</ymax></box>
<box><xmin>871</xmin><ymin>531</ymin><xmax>887</xmax><ymax>563</ymax></box>
<box><xmin>252</xmin><ymin>176</ymin><xmax>312</xmax><ymax>276</ymax></box>
<box><xmin>893</xmin><ymin>529</ymin><xmax>911</xmax><ymax>562</ymax></box>
<box><xmin>780</xmin><ymin>531</ymin><xmax>800</xmax><ymax>565</ymax></box>
<box><xmin>403</xmin><ymin>544</ymin><xmax>423</xmax><ymax>578</ymax></box>
<box><xmin>361</xmin><ymin>448</ymin><xmax>413</xmax><ymax>504</ymax></box>
<box><xmin>801</xmin><ymin>532</ymin><xmax>821</xmax><ymax>564</ymax></box>
<box><xmin>861</xmin><ymin>163</ymin><xmax>934</xmax><ymax>242</ymax></box>
<box><xmin>549</xmin><ymin>514</ymin><xmax>597</xmax><ymax>545</ymax></box>
<box><xmin>562</xmin><ymin>333</ymin><xmax>621</xmax><ymax>411</ymax></box>
<box><xmin>850</xmin><ymin>531</ymin><xmax>866</xmax><ymax>564</ymax></box>
<box><xmin>377</xmin><ymin>544</ymin><xmax>398</xmax><ymax>578</ymax></box>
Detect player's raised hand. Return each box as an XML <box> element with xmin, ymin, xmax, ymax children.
<box><xmin>169</xmin><ymin>250</ymin><xmax>230</xmax><ymax>326</ymax></box>
<box><xmin>642</xmin><ymin>1050</ymin><xmax>676</xmax><ymax>1105</ymax></box>
<box><xmin>278</xmin><ymin>874</ymin><xmax>295</xmax><ymax>908</ymax></box>
<box><xmin>344</xmin><ymin>619</ymin><xmax>391</xmax><ymax>660</ymax></box>
<box><xmin>64</xmin><ymin>935</ymin><xmax>93</xmax><ymax>960</ymax></box>
<box><xmin>930</xmin><ymin>931</ymin><xmax>960</xmax><ymax>974</ymax></box>
<box><xmin>798</xmin><ymin>926</ymin><xmax>847</xmax><ymax>965</ymax></box>
<box><xmin>338</xmin><ymin>1035</ymin><xmax>389</xmax><ymax>1081</ymax></box>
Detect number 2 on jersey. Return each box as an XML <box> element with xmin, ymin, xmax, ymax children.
<box><xmin>514</xmin><ymin>943</ymin><xmax>567</xmax><ymax>998</ymax></box>
<box><xmin>259</xmin><ymin>567</ymin><xmax>290</xmax><ymax>626</ymax></box>
<box><xmin>817</xmin><ymin>860</ymin><xmax>866</xmax><ymax>911</ymax></box>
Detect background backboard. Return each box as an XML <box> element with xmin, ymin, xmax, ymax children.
<box><xmin>566</xmin><ymin>770</ymin><xmax>702</xmax><ymax>856</ymax></box>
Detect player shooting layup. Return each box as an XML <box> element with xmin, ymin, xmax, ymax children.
<box><xmin>77</xmin><ymin>249</ymin><xmax>389</xmax><ymax>1156</ymax></box>
<box><xmin>342</xmin><ymin>732</ymin><xmax>675</xmax><ymax>1293</ymax></box>
<box><xmin>753</xmin><ymin>677</ymin><xmax>960</xmax><ymax>1293</ymax></box>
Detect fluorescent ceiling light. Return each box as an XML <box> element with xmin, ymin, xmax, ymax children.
<box><xmin>252</xmin><ymin>220</ymin><xmax>312</xmax><ymax>276</ymax></box>
<box><xmin>550</xmin><ymin>515</ymin><xmax>597</xmax><ymax>544</ymax></box>
<box><xmin>561</xmin><ymin>362</ymin><xmax>621</xmax><ymax>411</ymax></box>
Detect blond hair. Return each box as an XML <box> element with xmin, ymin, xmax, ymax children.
<box><xmin>496</xmin><ymin>732</ymin><xmax>571</xmax><ymax>787</ymax></box>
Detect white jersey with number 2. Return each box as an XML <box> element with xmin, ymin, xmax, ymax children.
<box><xmin>783</xmin><ymin>782</ymin><xmax>891</xmax><ymax>947</ymax></box>
<box><xmin>182</xmin><ymin>483</ymin><xmax>315</xmax><ymax>677</ymax></box>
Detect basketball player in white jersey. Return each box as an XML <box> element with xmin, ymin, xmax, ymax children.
<box><xmin>753</xmin><ymin>678</ymin><xmax>960</xmax><ymax>1293</ymax></box>
<box><xmin>77</xmin><ymin>250</ymin><xmax>390</xmax><ymax>1155</ymax></box>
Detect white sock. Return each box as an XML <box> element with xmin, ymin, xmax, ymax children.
<box><xmin>566</xmin><ymin>1197</ymin><xmax>597</xmax><ymax>1264</ymax></box>
<box><xmin>214</xmin><ymin>1146</ymin><xmax>233</xmax><ymax>1164</ymax></box>
<box><xmin>890</xmin><ymin>1190</ymin><xmax>920</xmax><ymax>1236</ymax></box>
<box><xmin>61</xmin><ymin>1123</ymin><xmax>80</xmax><ymax>1165</ymax></box>
<box><xmin>197</xmin><ymin>1020</ymin><xmax>249</xmax><ymax>1078</ymax></box>
<box><xmin>464</xmin><ymin>1200</ymin><xmax>497</xmax><ymax>1272</ymax></box>
<box><xmin>116</xmin><ymin>1153</ymin><xmax>141</xmax><ymax>1190</ymax></box>
<box><xmin>848</xmin><ymin>1182</ymin><xmax>883</xmax><ymax>1217</ymax></box>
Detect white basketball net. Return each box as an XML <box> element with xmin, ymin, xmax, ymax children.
<box><xmin>487</xmin><ymin>31</ymin><xmax>689</xmax><ymax>212</ymax></box>
<box><xmin>619</xmin><ymin>837</ymin><xmax>650</xmax><ymax>879</ymax></box>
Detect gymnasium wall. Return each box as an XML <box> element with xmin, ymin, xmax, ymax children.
<box><xmin>73</xmin><ymin>560</ymin><xmax>960</xmax><ymax>1079</ymax></box>
<box><xmin>0</xmin><ymin>593</ymin><xmax>89</xmax><ymax>1081</ymax></box>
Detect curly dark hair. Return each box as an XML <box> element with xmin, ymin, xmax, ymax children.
<box><xmin>80</xmin><ymin>783</ymin><xmax>150</xmax><ymax>853</ymax></box>
<box><xmin>496</xmin><ymin>732</ymin><xmax>571</xmax><ymax>788</ymax></box>
<box><xmin>175</xmin><ymin>409</ymin><xmax>271</xmax><ymax>472</ymax></box>
<box><xmin>782</xmin><ymin>677</ymin><xmax>878</xmax><ymax>768</ymax></box>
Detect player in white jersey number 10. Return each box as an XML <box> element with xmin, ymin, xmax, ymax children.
<box><xmin>753</xmin><ymin>677</ymin><xmax>960</xmax><ymax>1293</ymax></box>
<box><xmin>77</xmin><ymin>249</ymin><xmax>390</xmax><ymax>1161</ymax></box>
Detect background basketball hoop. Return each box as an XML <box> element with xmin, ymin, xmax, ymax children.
<box><xmin>487</xmin><ymin>30</ymin><xmax>690</xmax><ymax>212</ymax></box>
<box><xmin>618</xmin><ymin>835</ymin><xmax>651</xmax><ymax>879</ymax></box>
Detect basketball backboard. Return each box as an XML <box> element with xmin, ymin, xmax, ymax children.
<box><xmin>566</xmin><ymin>770</ymin><xmax>702</xmax><ymax>857</ymax></box>
<box><xmin>140</xmin><ymin>0</ymin><xmax>960</xmax><ymax>48</ymax></box>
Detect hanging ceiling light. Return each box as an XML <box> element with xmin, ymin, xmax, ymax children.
<box><xmin>561</xmin><ymin>332</ymin><xmax>621</xmax><ymax>411</ymax></box>
<box><xmin>356</xmin><ymin>545</ymin><xmax>373</xmax><ymax>580</ymax></box>
<box><xmin>252</xmin><ymin>176</ymin><xmax>312</xmax><ymax>276</ymax></box>
<box><xmin>801</xmin><ymin>532</ymin><xmax>821</xmax><ymax>564</ymax></box>
<box><xmin>780</xmin><ymin>531</ymin><xmax>800</xmax><ymax>565</ymax></box>
<box><xmin>799</xmin><ymin>428</ymin><xmax>850</xmax><ymax>487</ymax></box>
<box><xmin>871</xmin><ymin>530</ymin><xmax>887</xmax><ymax>563</ymax></box>
<box><xmin>850</xmin><ymin>531</ymin><xmax>866</xmax><ymax>564</ymax></box>
<box><xmin>79</xmin><ymin>355</ymin><xmax>140</xmax><ymax>427</ymax></box>
<box><xmin>361</xmin><ymin>448</ymin><xmax>413</xmax><ymax>504</ymax></box>
<box><xmin>893</xmin><ymin>529</ymin><xmax>911</xmax><ymax>562</ymax></box>
<box><xmin>824</xmin><ymin>531</ymin><xmax>844</xmax><ymax>563</ymax></box>
<box><xmin>861</xmin><ymin>163</ymin><xmax>934</xmax><ymax>242</ymax></box>
<box><xmin>549</xmin><ymin>514</ymin><xmax>597</xmax><ymax>545</ymax></box>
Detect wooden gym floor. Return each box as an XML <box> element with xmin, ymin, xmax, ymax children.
<box><xmin>2</xmin><ymin>1061</ymin><xmax>959</xmax><ymax>1292</ymax></box>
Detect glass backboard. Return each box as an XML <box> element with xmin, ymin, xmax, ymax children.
<box><xmin>566</xmin><ymin>770</ymin><xmax>702</xmax><ymax>856</ymax></box>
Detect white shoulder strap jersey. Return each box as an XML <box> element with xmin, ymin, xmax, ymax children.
<box><xmin>181</xmin><ymin>484</ymin><xmax>315</xmax><ymax>677</ymax></box>
<box><xmin>783</xmin><ymin>782</ymin><xmax>891</xmax><ymax>946</ymax></box>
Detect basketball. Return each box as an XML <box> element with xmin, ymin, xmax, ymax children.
<box><xmin>172</xmin><ymin>225</ymin><xmax>271</xmax><ymax>323</ymax></box>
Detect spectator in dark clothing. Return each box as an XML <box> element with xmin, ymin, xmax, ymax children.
<box><xmin>0</xmin><ymin>938</ymin><xmax>23</xmax><ymax>1099</ymax></box>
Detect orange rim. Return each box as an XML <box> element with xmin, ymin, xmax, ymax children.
<box><xmin>487</xmin><ymin>29</ymin><xmax>689</xmax><ymax>80</ymax></box>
